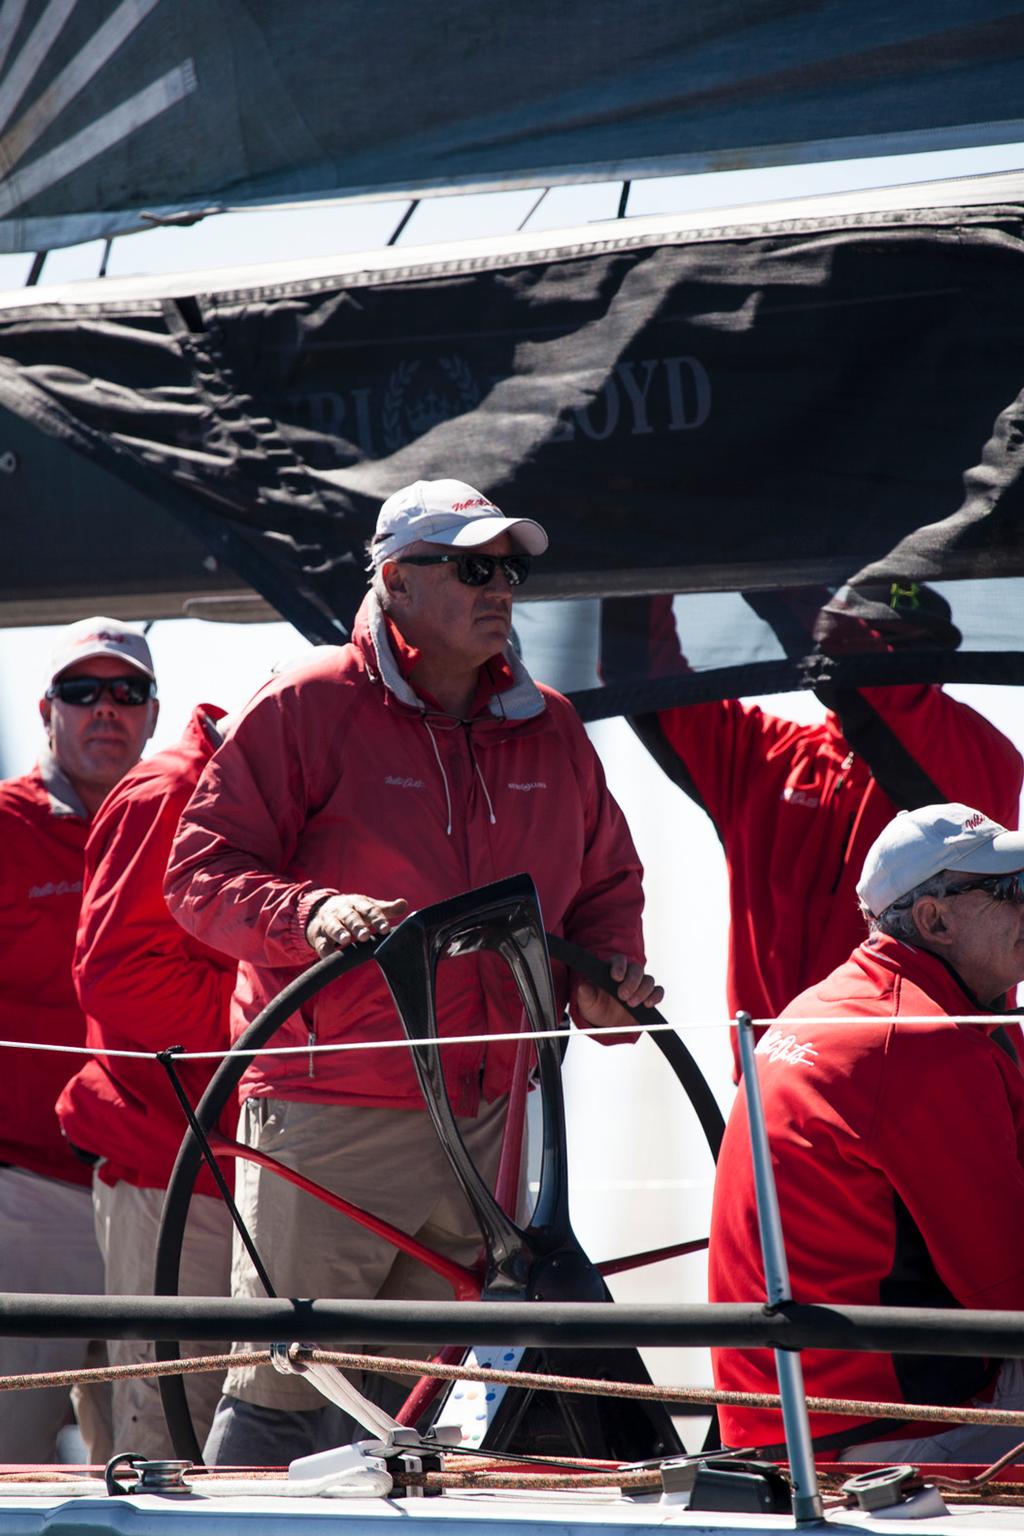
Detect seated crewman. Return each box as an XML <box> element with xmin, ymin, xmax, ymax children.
<box><xmin>709</xmin><ymin>801</ymin><xmax>1024</xmax><ymax>1463</ymax></box>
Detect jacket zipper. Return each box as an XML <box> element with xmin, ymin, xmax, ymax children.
<box><xmin>307</xmin><ymin>1026</ymin><xmax>316</xmax><ymax>1079</ymax></box>
<box><xmin>828</xmin><ymin>753</ymin><xmax>856</xmax><ymax>895</ymax></box>
<box><xmin>460</xmin><ymin>722</ymin><xmax>491</xmax><ymax>1102</ymax></box>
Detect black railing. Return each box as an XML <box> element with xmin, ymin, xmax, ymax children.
<box><xmin>2</xmin><ymin>1295</ymin><xmax>1023</xmax><ymax>1357</ymax></box>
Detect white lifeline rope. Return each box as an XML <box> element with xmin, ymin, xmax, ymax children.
<box><xmin>0</xmin><ymin>1013</ymin><xmax>1013</xmax><ymax>1062</ymax></box>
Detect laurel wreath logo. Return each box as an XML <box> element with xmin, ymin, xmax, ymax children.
<box><xmin>380</xmin><ymin>356</ymin><xmax>481</xmax><ymax>454</ymax></box>
<box><xmin>381</xmin><ymin>360</ymin><xmax>418</xmax><ymax>453</ymax></box>
<box><xmin>439</xmin><ymin>354</ymin><xmax>479</xmax><ymax>405</ymax></box>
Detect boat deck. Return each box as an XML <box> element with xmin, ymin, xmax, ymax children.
<box><xmin>2</xmin><ymin>1468</ymin><xmax>1024</xmax><ymax>1534</ymax></box>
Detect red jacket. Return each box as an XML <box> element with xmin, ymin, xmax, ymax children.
<box><xmin>0</xmin><ymin>758</ymin><xmax>93</xmax><ymax>1185</ymax></box>
<box><xmin>56</xmin><ymin>708</ymin><xmax>236</xmax><ymax>1193</ymax></box>
<box><xmin>709</xmin><ymin>935</ymin><xmax>1024</xmax><ymax>1451</ymax></box>
<box><xmin>657</xmin><ymin>687</ymin><xmax>1023</xmax><ymax>1072</ymax></box>
<box><xmin>165</xmin><ymin>595</ymin><xmax>645</xmax><ymax>1113</ymax></box>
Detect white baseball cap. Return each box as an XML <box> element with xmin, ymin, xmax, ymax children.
<box><xmin>370</xmin><ymin>478</ymin><xmax>548</xmax><ymax>566</ymax></box>
<box><xmin>857</xmin><ymin>802</ymin><xmax>1024</xmax><ymax>916</ymax></box>
<box><xmin>47</xmin><ymin>616</ymin><xmax>155</xmax><ymax>686</ymax></box>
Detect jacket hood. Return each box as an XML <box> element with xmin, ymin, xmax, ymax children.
<box><xmin>352</xmin><ymin>590</ymin><xmax>545</xmax><ymax>722</ymax></box>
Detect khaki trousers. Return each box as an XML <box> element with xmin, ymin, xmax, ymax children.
<box><xmin>225</xmin><ymin>1096</ymin><xmax>507</xmax><ymax>1411</ymax></box>
<box><xmin>93</xmin><ymin>1176</ymin><xmax>233</xmax><ymax>1459</ymax></box>
<box><xmin>0</xmin><ymin>1166</ymin><xmax>111</xmax><ymax>1464</ymax></box>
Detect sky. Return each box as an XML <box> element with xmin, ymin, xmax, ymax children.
<box><xmin>3</xmin><ymin>143</ymin><xmax>1023</xmax><ymax>1392</ymax></box>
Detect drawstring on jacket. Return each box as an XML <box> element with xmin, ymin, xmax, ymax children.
<box><xmin>423</xmin><ymin>718</ymin><xmax>498</xmax><ymax>833</ymax></box>
<box><xmin>424</xmin><ymin>719</ymin><xmax>453</xmax><ymax>836</ymax></box>
<box><xmin>472</xmin><ymin>754</ymin><xmax>497</xmax><ymax>826</ymax></box>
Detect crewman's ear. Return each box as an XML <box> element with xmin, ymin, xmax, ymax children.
<box><xmin>39</xmin><ymin>696</ymin><xmax>52</xmax><ymax>740</ymax></box>
<box><xmin>912</xmin><ymin>896</ymin><xmax>950</xmax><ymax>946</ymax></box>
<box><xmin>381</xmin><ymin>559</ymin><xmax>410</xmax><ymax>600</ymax></box>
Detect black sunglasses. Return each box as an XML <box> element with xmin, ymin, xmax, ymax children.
<box><xmin>399</xmin><ymin>553</ymin><xmax>531</xmax><ymax>588</ymax></box>
<box><xmin>46</xmin><ymin>675</ymin><xmax>156</xmax><ymax>707</ymax></box>
<box><xmin>943</xmin><ymin>871</ymin><xmax>1024</xmax><ymax>904</ymax></box>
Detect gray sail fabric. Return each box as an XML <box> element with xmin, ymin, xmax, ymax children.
<box><xmin>2</xmin><ymin>199</ymin><xmax>1024</xmax><ymax>714</ymax></box>
<box><xmin>3</xmin><ymin>0</ymin><xmax>1024</xmax><ymax>252</ymax></box>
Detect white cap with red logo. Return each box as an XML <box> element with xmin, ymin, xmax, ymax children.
<box><xmin>47</xmin><ymin>616</ymin><xmax>155</xmax><ymax>687</ymax></box>
<box><xmin>857</xmin><ymin>802</ymin><xmax>1024</xmax><ymax>916</ymax></box>
<box><xmin>370</xmin><ymin>479</ymin><xmax>548</xmax><ymax>567</ymax></box>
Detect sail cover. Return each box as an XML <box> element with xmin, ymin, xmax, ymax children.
<box><xmin>2</xmin><ymin>193</ymin><xmax>1024</xmax><ymax>716</ymax></box>
<box><xmin>3</xmin><ymin>0</ymin><xmax>1024</xmax><ymax>253</ymax></box>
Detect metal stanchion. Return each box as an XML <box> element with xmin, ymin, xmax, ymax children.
<box><xmin>737</xmin><ymin>1011</ymin><xmax>824</xmax><ymax>1525</ymax></box>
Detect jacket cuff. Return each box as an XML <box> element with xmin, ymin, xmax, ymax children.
<box><xmin>294</xmin><ymin>887</ymin><xmax>337</xmax><ymax>952</ymax></box>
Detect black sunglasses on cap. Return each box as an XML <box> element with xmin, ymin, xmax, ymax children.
<box><xmin>399</xmin><ymin>552</ymin><xmax>531</xmax><ymax>588</ymax></box>
<box><xmin>46</xmin><ymin>675</ymin><xmax>156</xmax><ymax>707</ymax></box>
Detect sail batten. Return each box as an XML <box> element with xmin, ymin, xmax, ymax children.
<box><xmin>2</xmin><ymin>1</ymin><xmax>1024</xmax><ymax>254</ymax></box>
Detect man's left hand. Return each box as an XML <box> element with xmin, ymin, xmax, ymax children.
<box><xmin>575</xmin><ymin>954</ymin><xmax>663</xmax><ymax>1032</ymax></box>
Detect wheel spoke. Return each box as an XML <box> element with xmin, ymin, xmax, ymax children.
<box><xmin>209</xmin><ymin>1133</ymin><xmax>481</xmax><ymax>1300</ymax></box>
<box><xmin>597</xmin><ymin>1237</ymin><xmax>709</xmax><ymax>1278</ymax></box>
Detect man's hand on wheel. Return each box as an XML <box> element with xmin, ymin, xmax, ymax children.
<box><xmin>574</xmin><ymin>954</ymin><xmax>663</xmax><ymax>1032</ymax></box>
<box><xmin>306</xmin><ymin>894</ymin><xmax>409</xmax><ymax>957</ymax></box>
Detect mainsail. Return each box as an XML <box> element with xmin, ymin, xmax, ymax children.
<box><xmin>1</xmin><ymin>1</ymin><xmax>1024</xmax><ymax>253</ymax></box>
<box><xmin>1</xmin><ymin>4</ymin><xmax>1023</xmax><ymax>713</ymax></box>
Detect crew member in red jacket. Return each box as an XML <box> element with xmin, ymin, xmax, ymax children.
<box><xmin>710</xmin><ymin>801</ymin><xmax>1024</xmax><ymax>1463</ymax></box>
<box><xmin>0</xmin><ymin>618</ymin><xmax>158</xmax><ymax>1463</ymax></box>
<box><xmin>56</xmin><ymin>704</ymin><xmax>236</xmax><ymax>1459</ymax></box>
<box><xmin>166</xmin><ymin>478</ymin><xmax>662</xmax><ymax>1465</ymax></box>
<box><xmin>607</xmin><ymin>586</ymin><xmax>1023</xmax><ymax>1076</ymax></box>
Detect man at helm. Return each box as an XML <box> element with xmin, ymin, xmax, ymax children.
<box><xmin>710</xmin><ymin>801</ymin><xmax>1024</xmax><ymax>1464</ymax></box>
<box><xmin>167</xmin><ymin>478</ymin><xmax>661</xmax><ymax>1464</ymax></box>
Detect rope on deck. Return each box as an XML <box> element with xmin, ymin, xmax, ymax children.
<box><xmin>1</xmin><ymin>1344</ymin><xmax>1024</xmax><ymax>1431</ymax></box>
